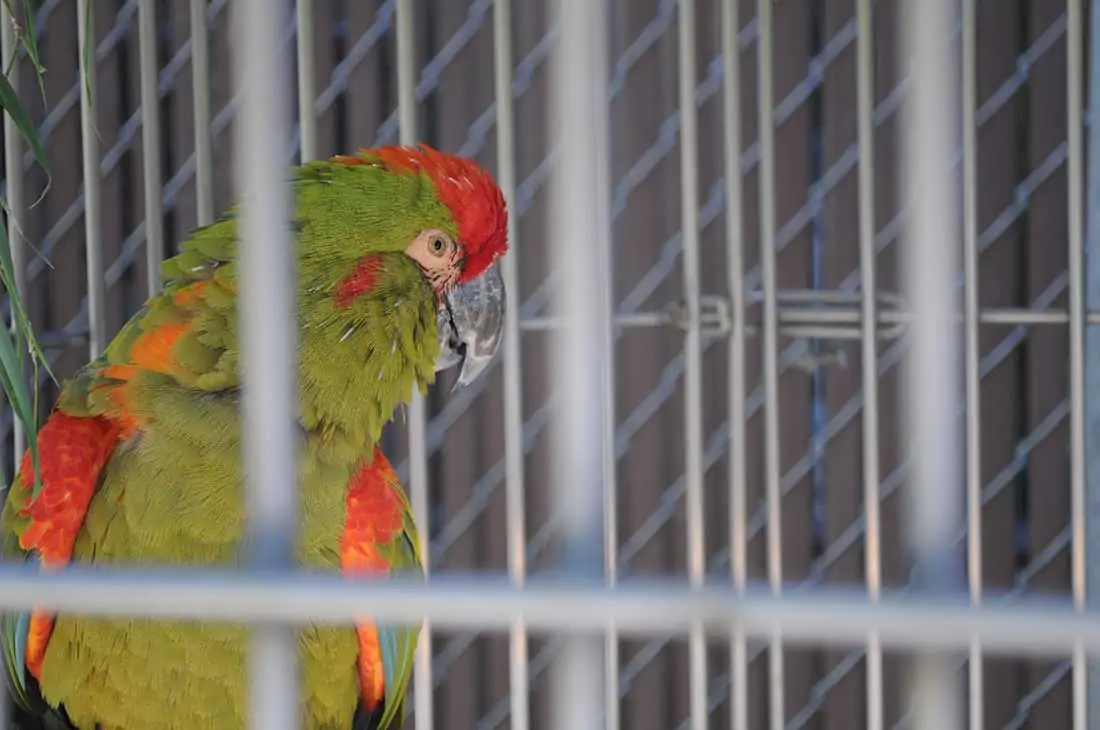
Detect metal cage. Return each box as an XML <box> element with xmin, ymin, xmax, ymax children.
<box><xmin>0</xmin><ymin>0</ymin><xmax>1097</xmax><ymax>729</ymax></box>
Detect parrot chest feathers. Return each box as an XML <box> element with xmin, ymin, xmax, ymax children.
<box><xmin>296</xmin><ymin>269</ymin><xmax>440</xmax><ymax>460</ymax></box>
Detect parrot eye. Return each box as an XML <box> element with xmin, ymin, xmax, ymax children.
<box><xmin>428</xmin><ymin>235</ymin><xmax>450</xmax><ymax>258</ymax></box>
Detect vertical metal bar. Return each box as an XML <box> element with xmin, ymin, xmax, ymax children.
<box><xmin>77</xmin><ymin>0</ymin><xmax>106</xmax><ymax>358</ymax></box>
<box><xmin>1085</xmin><ymin>0</ymin><xmax>1100</xmax><ymax>723</ymax></box>
<box><xmin>492</xmin><ymin>2</ymin><xmax>532</xmax><ymax>729</ymax></box>
<box><xmin>756</xmin><ymin>0</ymin><xmax>785</xmax><ymax>726</ymax></box>
<box><xmin>677</xmin><ymin>2</ymin><xmax>707</xmax><ymax>729</ymax></box>
<box><xmin>721</xmin><ymin>0</ymin><xmax>748</xmax><ymax>727</ymax></box>
<box><xmin>232</xmin><ymin>2</ymin><xmax>298</xmax><ymax>729</ymax></box>
<box><xmin>549</xmin><ymin>0</ymin><xmax>610</xmax><ymax>728</ymax></box>
<box><xmin>899</xmin><ymin>0</ymin><xmax>964</xmax><ymax>728</ymax></box>
<box><xmin>1066</xmin><ymin>0</ymin><xmax>1088</xmax><ymax>726</ymax></box>
<box><xmin>394</xmin><ymin>3</ymin><xmax>433</xmax><ymax>729</ymax></box>
<box><xmin>598</xmin><ymin>6</ymin><xmax>619</xmax><ymax>727</ymax></box>
<box><xmin>2</xmin><ymin>3</ymin><xmax>26</xmax><ymax>467</ymax></box>
<box><xmin>191</xmin><ymin>0</ymin><xmax>215</xmax><ymax>226</ymax></box>
<box><xmin>960</xmin><ymin>0</ymin><xmax>983</xmax><ymax>727</ymax></box>
<box><xmin>138</xmin><ymin>0</ymin><xmax>165</xmax><ymax>295</ymax></box>
<box><xmin>296</xmin><ymin>0</ymin><xmax>317</xmax><ymax>163</ymax></box>
<box><xmin>600</xmin><ymin>213</ymin><xmax>620</xmax><ymax>721</ymax></box>
<box><xmin>855</xmin><ymin>1</ymin><xmax>883</xmax><ymax>728</ymax></box>
<box><xmin>0</xmin><ymin>9</ymin><xmax>12</xmax><ymax>712</ymax></box>
<box><xmin>394</xmin><ymin>0</ymin><xmax>417</xmax><ymax>174</ymax></box>
<box><xmin>594</xmin><ymin>0</ymin><xmax>619</xmax><ymax>715</ymax></box>
<box><xmin>0</xmin><ymin>11</ymin><xmax>13</xmax><ymax>726</ymax></box>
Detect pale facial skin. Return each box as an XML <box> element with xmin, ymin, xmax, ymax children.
<box><xmin>405</xmin><ymin>228</ymin><xmax>462</xmax><ymax>295</ymax></box>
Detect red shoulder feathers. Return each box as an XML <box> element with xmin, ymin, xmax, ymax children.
<box><xmin>333</xmin><ymin>145</ymin><xmax>509</xmax><ymax>283</ymax></box>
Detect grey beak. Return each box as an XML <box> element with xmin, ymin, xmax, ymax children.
<box><xmin>435</xmin><ymin>260</ymin><xmax>506</xmax><ymax>391</ymax></box>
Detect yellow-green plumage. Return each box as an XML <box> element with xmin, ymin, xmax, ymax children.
<box><xmin>1</xmin><ymin>155</ymin><xmax>459</xmax><ymax>730</ymax></box>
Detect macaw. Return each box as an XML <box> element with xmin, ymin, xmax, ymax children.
<box><xmin>1</xmin><ymin>144</ymin><xmax>508</xmax><ymax>730</ymax></box>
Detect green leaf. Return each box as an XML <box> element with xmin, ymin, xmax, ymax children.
<box><xmin>0</xmin><ymin>197</ymin><xmax>54</xmax><ymax>383</ymax></box>
<box><xmin>1</xmin><ymin>0</ymin><xmax>47</xmax><ymax>108</ymax></box>
<box><xmin>0</xmin><ymin>325</ymin><xmax>27</xmax><ymax>430</ymax></box>
<box><xmin>0</xmin><ymin>70</ymin><xmax>45</xmax><ymax>176</ymax></box>
<box><xmin>79</xmin><ymin>0</ymin><xmax>96</xmax><ymax>140</ymax></box>
<box><xmin>0</xmin><ymin>4</ymin><xmax>57</xmax><ymax>500</ymax></box>
<box><xmin>0</xmin><ymin>223</ymin><xmax>42</xmax><ymax>496</ymax></box>
<box><xmin>19</xmin><ymin>0</ymin><xmax>48</xmax><ymax>107</ymax></box>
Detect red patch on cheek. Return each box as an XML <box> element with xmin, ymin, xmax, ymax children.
<box><xmin>334</xmin><ymin>255</ymin><xmax>384</xmax><ymax>309</ymax></box>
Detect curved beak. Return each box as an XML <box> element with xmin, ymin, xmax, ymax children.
<box><xmin>435</xmin><ymin>260</ymin><xmax>506</xmax><ymax>391</ymax></box>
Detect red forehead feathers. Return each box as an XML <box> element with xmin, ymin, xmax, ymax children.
<box><xmin>334</xmin><ymin>145</ymin><xmax>509</xmax><ymax>283</ymax></box>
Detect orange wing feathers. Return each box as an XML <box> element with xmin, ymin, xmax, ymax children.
<box><xmin>16</xmin><ymin>411</ymin><xmax>122</xmax><ymax>565</ymax></box>
<box><xmin>340</xmin><ymin>446</ymin><xmax>408</xmax><ymax>712</ymax></box>
<box><xmin>13</xmin><ymin>410</ymin><xmax>124</xmax><ymax>679</ymax></box>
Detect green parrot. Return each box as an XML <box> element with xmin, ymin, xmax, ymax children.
<box><xmin>0</xmin><ymin>144</ymin><xmax>508</xmax><ymax>730</ymax></box>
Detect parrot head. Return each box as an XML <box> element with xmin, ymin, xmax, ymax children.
<box><xmin>304</xmin><ymin>144</ymin><xmax>509</xmax><ymax>391</ymax></box>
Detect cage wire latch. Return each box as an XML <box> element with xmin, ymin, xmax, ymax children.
<box><xmin>666</xmin><ymin>287</ymin><xmax>908</xmax><ymax>372</ymax></box>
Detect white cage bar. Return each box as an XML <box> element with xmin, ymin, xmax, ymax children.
<box><xmin>492</xmin><ymin>2</ymin><xmax>533</xmax><ymax>730</ymax></box>
<box><xmin>190</xmin><ymin>0</ymin><xmax>214</xmax><ymax>226</ymax></box>
<box><xmin>677</xmin><ymin>2</ymin><xmax>708</xmax><ymax>730</ymax></box>
<box><xmin>0</xmin><ymin>0</ymin><xmax>1097</xmax><ymax>729</ymax></box>
<box><xmin>1067</xmin><ymin>0</ymin><xmax>1088</xmax><ymax>724</ymax></box>
<box><xmin>232</xmin><ymin>2</ymin><xmax>299</xmax><ymax>730</ymax></box>
<box><xmin>77</xmin><ymin>0</ymin><xmax>106</xmax><ymax>359</ymax></box>
<box><xmin>721</xmin><ymin>0</ymin><xmax>748</xmax><ymax>728</ymax></box>
<box><xmin>1086</xmin><ymin>0</ymin><xmax>1100</xmax><ymax>723</ymax></box>
<box><xmin>754</xmin><ymin>0</ymin><xmax>786</xmax><ymax>727</ymax></box>
<box><xmin>900</xmin><ymin>0</ymin><xmax>966</xmax><ymax>728</ymax></box>
<box><xmin>960</xmin><ymin>0</ymin><xmax>983</xmax><ymax>727</ymax></box>
<box><xmin>138</xmin><ymin>0</ymin><xmax>164</xmax><ymax>295</ymax></box>
<box><xmin>296</xmin><ymin>0</ymin><xmax>317</xmax><ymax>165</ymax></box>
<box><xmin>391</xmin><ymin>3</ymin><xmax>436</xmax><ymax>728</ymax></box>
<box><xmin>855</xmin><ymin>0</ymin><xmax>883</xmax><ymax>727</ymax></box>
<box><xmin>549</xmin><ymin>0</ymin><xmax>613</xmax><ymax>729</ymax></box>
<box><xmin>4</xmin><ymin>569</ymin><xmax>1100</xmax><ymax>650</ymax></box>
